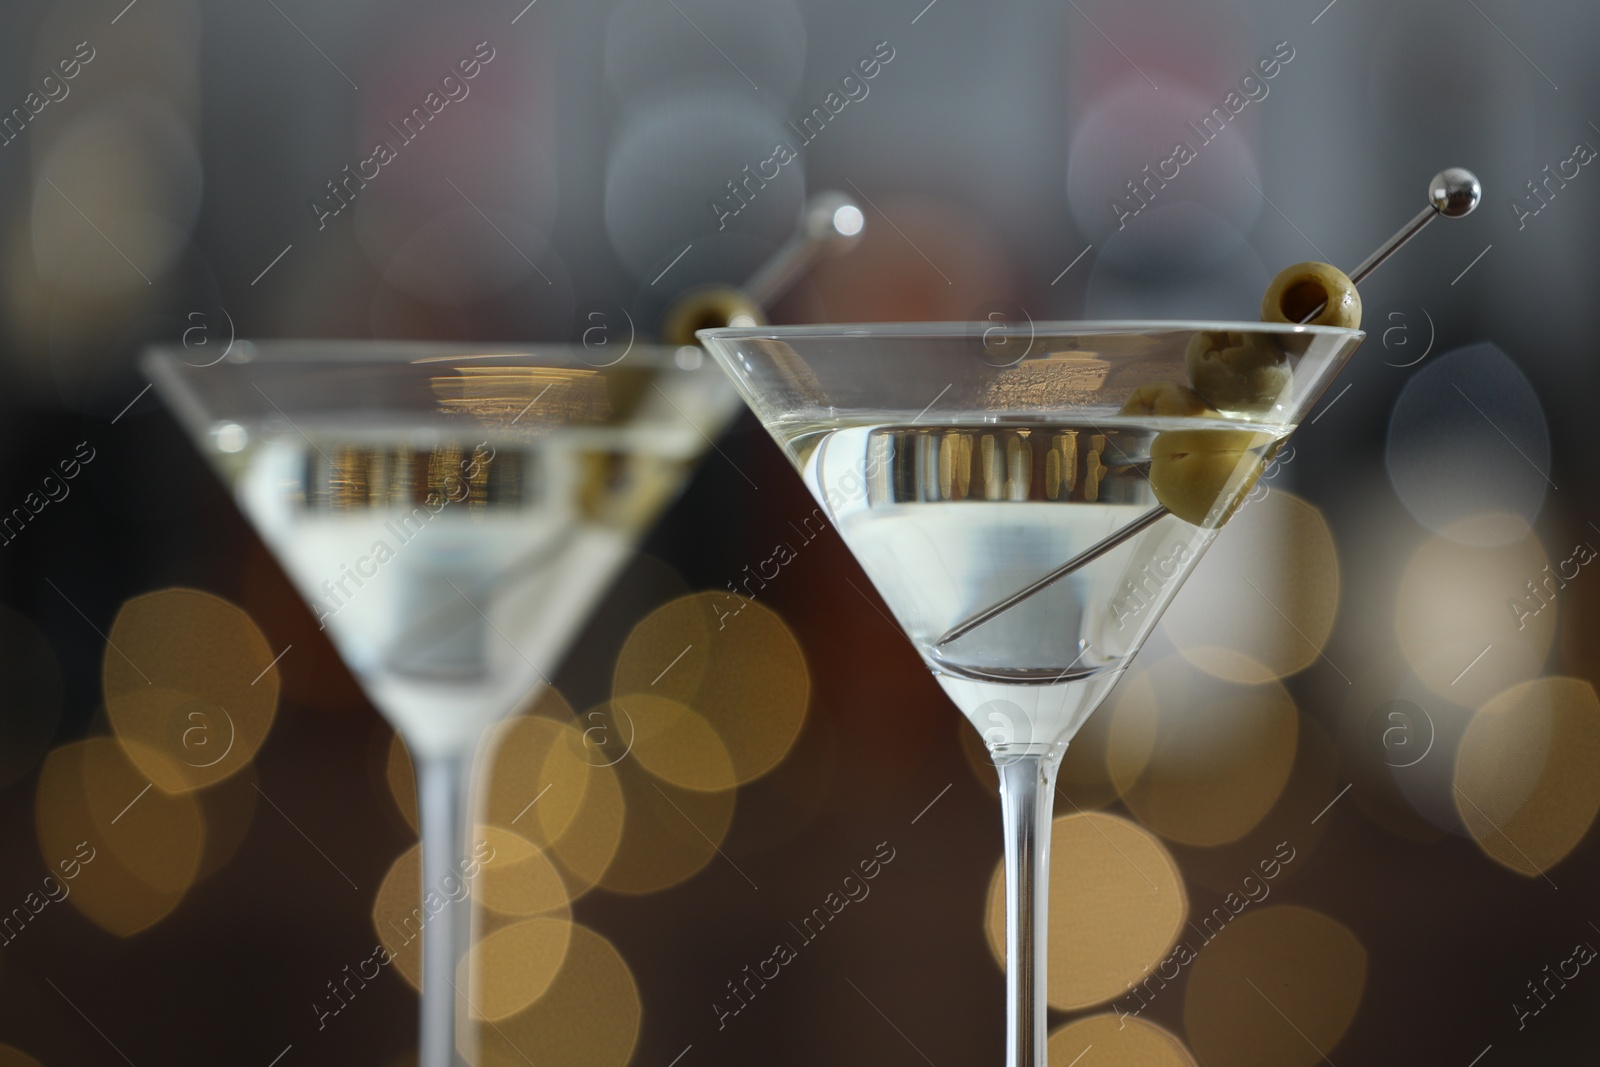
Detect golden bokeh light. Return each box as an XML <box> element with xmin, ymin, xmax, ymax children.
<box><xmin>479</xmin><ymin>711</ymin><xmax>623</xmax><ymax>900</ymax></box>
<box><xmin>478</xmin><ymin>693</ymin><xmax>585</xmax><ymax>847</ymax></box>
<box><xmin>986</xmin><ymin>812</ymin><xmax>1187</xmax><ymax>1010</ymax></box>
<box><xmin>1102</xmin><ymin>664</ymin><xmax>1160</xmax><ymax>787</ymax></box>
<box><xmin>474</xmin><ymin>825</ymin><xmax>570</xmax><ymax>918</ymax></box>
<box><xmin>612</xmin><ymin>592</ymin><xmax>808</xmax><ymax>786</ymax></box>
<box><xmin>372</xmin><ymin>843</ymin><xmax>427</xmax><ymax>992</ymax></box>
<box><xmin>374</xmin><ymin>834</ymin><xmax>571</xmax><ymax>998</ymax></box>
<box><xmin>1048</xmin><ymin>1014</ymin><xmax>1196</xmax><ymax>1066</ymax></box>
<box><xmin>612</xmin><ymin>694</ymin><xmax>738</xmax><ymax>792</ymax></box>
<box><xmin>1108</xmin><ymin>656</ymin><xmax>1299</xmax><ymax>846</ymax></box>
<box><xmin>1396</xmin><ymin>516</ymin><xmax>1555</xmax><ymax>707</ymax></box>
<box><xmin>1454</xmin><ymin>677</ymin><xmax>1600</xmax><ymax>877</ymax></box>
<box><xmin>599</xmin><ymin>759</ymin><xmax>735</xmax><ymax>895</ymax></box>
<box><xmin>1159</xmin><ymin>490</ymin><xmax>1340</xmax><ymax>684</ymax></box>
<box><xmin>543</xmin><ymin>759</ymin><xmax>626</xmax><ymax>894</ymax></box>
<box><xmin>387</xmin><ymin>732</ymin><xmax>419</xmax><ymax>833</ymax></box>
<box><xmin>35</xmin><ymin>738</ymin><xmax>204</xmax><ymax>936</ymax></box>
<box><xmin>103</xmin><ymin>588</ymin><xmax>280</xmax><ymax>792</ymax></box>
<box><xmin>464</xmin><ymin>923</ymin><xmax>640</xmax><ymax>1067</ymax></box>
<box><xmin>1184</xmin><ymin>906</ymin><xmax>1367</xmax><ymax>1067</ymax></box>
<box><xmin>459</xmin><ymin>916</ymin><xmax>574</xmax><ymax>1022</ymax></box>
<box><xmin>0</xmin><ymin>1046</ymin><xmax>42</xmax><ymax>1067</ymax></box>
<box><xmin>0</xmin><ymin>604</ymin><xmax>62</xmax><ymax>790</ymax></box>
<box><xmin>1170</xmin><ymin>715</ymin><xmax>1335</xmax><ymax>894</ymax></box>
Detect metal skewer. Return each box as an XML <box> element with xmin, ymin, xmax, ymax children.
<box><xmin>745</xmin><ymin>191</ymin><xmax>865</xmax><ymax>308</ymax></box>
<box><xmin>1350</xmin><ymin>167</ymin><xmax>1481</xmax><ymax>284</ymax></box>
<box><xmin>933</xmin><ymin>168</ymin><xmax>1481</xmax><ymax>649</ymax></box>
<box><xmin>935</xmin><ymin>505</ymin><xmax>1172</xmax><ymax>647</ymax></box>
<box><xmin>659</xmin><ymin>190</ymin><xmax>866</xmax><ymax>344</ymax></box>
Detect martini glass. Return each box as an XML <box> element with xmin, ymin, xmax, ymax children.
<box><xmin>143</xmin><ymin>341</ymin><xmax>736</xmax><ymax>1067</ymax></box>
<box><xmin>698</xmin><ymin>320</ymin><xmax>1364</xmax><ymax>1066</ymax></box>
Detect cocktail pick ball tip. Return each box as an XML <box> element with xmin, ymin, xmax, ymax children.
<box><xmin>1430</xmin><ymin>168</ymin><xmax>1481</xmax><ymax>218</ymax></box>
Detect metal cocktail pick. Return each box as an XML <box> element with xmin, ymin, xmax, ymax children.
<box><xmin>659</xmin><ymin>191</ymin><xmax>865</xmax><ymax>342</ymax></box>
<box><xmin>933</xmin><ymin>168</ymin><xmax>1481</xmax><ymax>649</ymax></box>
<box><xmin>746</xmin><ymin>191</ymin><xmax>865</xmax><ymax>307</ymax></box>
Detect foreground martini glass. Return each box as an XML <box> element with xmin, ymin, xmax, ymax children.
<box><xmin>699</xmin><ymin>320</ymin><xmax>1365</xmax><ymax>1064</ymax></box>
<box><xmin>143</xmin><ymin>341</ymin><xmax>736</xmax><ymax>1065</ymax></box>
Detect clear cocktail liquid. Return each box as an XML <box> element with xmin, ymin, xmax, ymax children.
<box><xmin>224</xmin><ymin>420</ymin><xmax>705</xmax><ymax>754</ymax></box>
<box><xmin>788</xmin><ymin>417</ymin><xmax>1285</xmax><ymax>741</ymax></box>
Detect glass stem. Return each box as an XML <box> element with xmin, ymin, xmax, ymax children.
<box><xmin>996</xmin><ymin>750</ymin><xmax>1061</xmax><ymax>1067</ymax></box>
<box><xmin>417</xmin><ymin>752</ymin><xmax>474</xmax><ymax>1067</ymax></box>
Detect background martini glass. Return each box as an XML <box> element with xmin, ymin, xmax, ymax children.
<box><xmin>699</xmin><ymin>320</ymin><xmax>1364</xmax><ymax>1066</ymax></box>
<box><xmin>143</xmin><ymin>341</ymin><xmax>737</xmax><ymax>1067</ymax></box>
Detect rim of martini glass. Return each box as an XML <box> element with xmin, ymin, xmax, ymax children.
<box><xmin>699</xmin><ymin>319</ymin><xmax>1366</xmax><ymax>341</ymax></box>
<box><xmin>142</xmin><ymin>339</ymin><xmax>689</xmax><ymax>369</ymax></box>
<box><xmin>141</xmin><ymin>340</ymin><xmax>705</xmax><ymax>446</ymax></box>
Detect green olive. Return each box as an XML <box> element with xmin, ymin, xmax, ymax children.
<box><xmin>1260</xmin><ymin>261</ymin><xmax>1361</xmax><ymax>330</ymax></box>
<box><xmin>1184</xmin><ymin>330</ymin><xmax>1291</xmax><ymax>413</ymax></box>
<box><xmin>659</xmin><ymin>285</ymin><xmax>765</xmax><ymax>346</ymax></box>
<box><xmin>1120</xmin><ymin>380</ymin><xmax>1215</xmax><ymax>418</ymax></box>
<box><xmin>1148</xmin><ymin>428</ymin><xmax>1275</xmax><ymax>526</ymax></box>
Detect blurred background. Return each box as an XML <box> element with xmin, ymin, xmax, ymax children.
<box><xmin>1</xmin><ymin>0</ymin><xmax>1598</xmax><ymax>1063</ymax></box>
